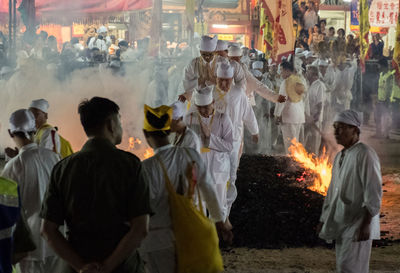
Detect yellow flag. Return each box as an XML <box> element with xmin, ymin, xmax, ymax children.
<box><xmin>392</xmin><ymin>4</ymin><xmax>400</xmax><ymax>86</ymax></box>
<box><xmin>359</xmin><ymin>0</ymin><xmax>370</xmax><ymax>72</ymax></box>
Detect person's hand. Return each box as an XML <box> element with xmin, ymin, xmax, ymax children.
<box><xmin>5</xmin><ymin>147</ymin><xmax>18</xmax><ymax>158</ymax></box>
<box><xmin>277</xmin><ymin>95</ymin><xmax>286</xmax><ymax>103</ymax></box>
<box><xmin>200</xmin><ymin>121</ymin><xmax>211</xmax><ymax>138</ymax></box>
<box><xmin>356</xmin><ymin>222</ymin><xmax>371</xmax><ymax>241</ymax></box>
<box><xmin>216</xmin><ymin>221</ymin><xmax>233</xmax><ymax>245</ymax></box>
<box><xmin>316</xmin><ymin>222</ymin><xmax>323</xmax><ymax>235</ymax></box>
<box><xmin>79</xmin><ymin>263</ymin><xmax>102</xmax><ymax>273</ymax></box>
<box><xmin>252</xmin><ymin>134</ymin><xmax>259</xmax><ymax>144</ymax></box>
<box><xmin>178</xmin><ymin>94</ymin><xmax>187</xmax><ymax>102</ymax></box>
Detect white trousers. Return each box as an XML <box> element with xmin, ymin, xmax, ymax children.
<box><xmin>335</xmin><ymin>239</ymin><xmax>372</xmax><ymax>273</ymax></box>
<box><xmin>213</xmin><ymin>182</ymin><xmax>228</xmax><ymax>221</ymax></box>
<box><xmin>142</xmin><ymin>247</ymin><xmax>176</xmax><ymax>273</ymax></box>
<box><xmin>281</xmin><ymin>123</ymin><xmax>303</xmax><ymax>154</ymax></box>
<box><xmin>226</xmin><ymin>140</ymin><xmax>242</xmax><ymax>219</ymax></box>
<box><xmin>305</xmin><ymin>121</ymin><xmax>322</xmax><ymax>156</ymax></box>
<box><xmin>17</xmin><ymin>256</ymin><xmax>58</xmax><ymax>273</ymax></box>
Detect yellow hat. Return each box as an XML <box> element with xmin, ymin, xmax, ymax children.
<box><xmin>143</xmin><ymin>104</ymin><xmax>173</xmax><ymax>132</ymax></box>
<box><xmin>286</xmin><ymin>74</ymin><xmax>305</xmax><ymax>103</ymax></box>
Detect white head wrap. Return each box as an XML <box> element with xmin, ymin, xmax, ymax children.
<box><xmin>217</xmin><ymin>62</ymin><xmax>234</xmax><ymax>79</ymax></box>
<box><xmin>252</xmin><ymin>61</ymin><xmax>264</xmax><ymax>70</ymax></box>
<box><xmin>194</xmin><ymin>86</ymin><xmax>214</xmax><ymax>106</ymax></box>
<box><xmin>97</xmin><ymin>26</ymin><xmax>108</xmax><ymax>34</ymax></box>
<box><xmin>200</xmin><ymin>35</ymin><xmax>218</xmax><ymax>52</ymax></box>
<box><xmin>251</xmin><ymin>69</ymin><xmax>263</xmax><ymax>78</ymax></box>
<box><xmin>171</xmin><ymin>101</ymin><xmax>186</xmax><ymax>120</ymax></box>
<box><xmin>216</xmin><ymin>40</ymin><xmax>228</xmax><ymax>51</ymax></box>
<box><xmin>30</xmin><ymin>99</ymin><xmax>49</xmax><ymax>113</ymax></box>
<box><xmin>305</xmin><ymin>51</ymin><xmax>314</xmax><ymax>59</ymax></box>
<box><xmin>228</xmin><ymin>44</ymin><xmax>242</xmax><ymax>57</ymax></box>
<box><xmin>9</xmin><ymin>109</ymin><xmax>36</xmax><ymax>138</ymax></box>
<box><xmin>334</xmin><ymin>110</ymin><xmax>363</xmax><ymax>129</ymax></box>
<box><xmin>295</xmin><ymin>48</ymin><xmax>304</xmax><ymax>56</ymax></box>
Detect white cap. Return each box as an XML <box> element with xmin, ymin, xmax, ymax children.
<box><xmin>200</xmin><ymin>35</ymin><xmax>218</xmax><ymax>52</ymax></box>
<box><xmin>97</xmin><ymin>26</ymin><xmax>108</xmax><ymax>34</ymax></box>
<box><xmin>318</xmin><ymin>59</ymin><xmax>329</xmax><ymax>66</ymax></box>
<box><xmin>252</xmin><ymin>61</ymin><xmax>264</xmax><ymax>70</ymax></box>
<box><xmin>334</xmin><ymin>110</ymin><xmax>363</xmax><ymax>129</ymax></box>
<box><xmin>217</xmin><ymin>62</ymin><xmax>234</xmax><ymax>79</ymax></box>
<box><xmin>216</xmin><ymin>40</ymin><xmax>228</xmax><ymax>51</ymax></box>
<box><xmin>194</xmin><ymin>86</ymin><xmax>214</xmax><ymax>106</ymax></box>
<box><xmin>251</xmin><ymin>69</ymin><xmax>263</xmax><ymax>78</ymax></box>
<box><xmin>228</xmin><ymin>44</ymin><xmax>242</xmax><ymax>57</ymax></box>
<box><xmin>30</xmin><ymin>99</ymin><xmax>49</xmax><ymax>113</ymax></box>
<box><xmin>9</xmin><ymin>109</ymin><xmax>36</xmax><ymax>138</ymax></box>
<box><xmin>171</xmin><ymin>101</ymin><xmax>186</xmax><ymax>120</ymax></box>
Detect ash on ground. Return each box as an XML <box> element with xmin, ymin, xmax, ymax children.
<box><xmin>230</xmin><ymin>154</ymin><xmax>326</xmax><ymax>249</ymax></box>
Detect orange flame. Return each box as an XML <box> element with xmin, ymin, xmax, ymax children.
<box><xmin>288</xmin><ymin>139</ymin><xmax>332</xmax><ymax>196</ymax></box>
<box><xmin>127</xmin><ymin>137</ymin><xmax>154</xmax><ymax>160</ymax></box>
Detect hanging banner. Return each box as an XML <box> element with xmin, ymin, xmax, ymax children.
<box><xmin>351</xmin><ymin>0</ymin><xmax>398</xmax><ymax>30</ymax></box>
<box><xmin>392</xmin><ymin>4</ymin><xmax>400</xmax><ymax>86</ymax></box>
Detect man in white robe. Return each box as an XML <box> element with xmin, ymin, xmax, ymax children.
<box><xmin>179</xmin><ymin>36</ymin><xmax>246</xmax><ymax>102</ymax></box>
<box><xmin>140</xmin><ymin>104</ymin><xmax>232</xmax><ymax>273</ymax></box>
<box><xmin>213</xmin><ymin>62</ymin><xmax>259</xmax><ymax>222</ymax></box>
<box><xmin>318</xmin><ymin>110</ymin><xmax>382</xmax><ymax>273</ymax></box>
<box><xmin>1</xmin><ymin>109</ymin><xmax>60</xmax><ymax>273</ymax></box>
<box><xmin>331</xmin><ymin>59</ymin><xmax>357</xmax><ymax>113</ymax></box>
<box><xmin>305</xmin><ymin>65</ymin><xmax>326</xmax><ymax>156</ymax></box>
<box><xmin>170</xmin><ymin>101</ymin><xmax>201</xmax><ymax>153</ymax></box>
<box><xmin>274</xmin><ymin>61</ymin><xmax>306</xmax><ymax>154</ymax></box>
<box><xmin>184</xmin><ymin>86</ymin><xmax>234</xmax><ymax>220</ymax></box>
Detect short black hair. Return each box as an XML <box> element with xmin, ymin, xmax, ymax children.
<box><xmin>78</xmin><ymin>97</ymin><xmax>120</xmax><ymax>136</ymax></box>
<box><xmin>320</xmin><ymin>19</ymin><xmax>327</xmax><ymax>25</ymax></box>
<box><xmin>11</xmin><ymin>131</ymin><xmax>35</xmax><ymax>139</ymax></box>
<box><xmin>329</xmin><ymin>27</ymin><xmax>335</xmax><ymax>31</ymax></box>
<box><xmin>281</xmin><ymin>61</ymin><xmax>294</xmax><ymax>72</ymax></box>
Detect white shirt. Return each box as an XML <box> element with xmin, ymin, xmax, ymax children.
<box><xmin>274</xmin><ymin>78</ymin><xmax>306</xmax><ymax>124</ymax></box>
<box><xmin>140</xmin><ymin>145</ymin><xmax>224</xmax><ymax>252</ymax></box>
<box><xmin>308</xmin><ymin>79</ymin><xmax>326</xmax><ymax>122</ymax></box>
<box><xmin>214</xmin><ymin>85</ymin><xmax>259</xmax><ymax>141</ymax></box>
<box><xmin>88</xmin><ymin>36</ymin><xmax>110</xmax><ymax>52</ymax></box>
<box><xmin>304</xmin><ymin>9</ymin><xmax>318</xmax><ymax>30</ymax></box>
<box><xmin>172</xmin><ymin>127</ymin><xmax>201</xmax><ymax>153</ymax></box>
<box><xmin>1</xmin><ymin>143</ymin><xmax>60</xmax><ymax>261</ymax></box>
<box><xmin>319</xmin><ymin>142</ymin><xmax>382</xmax><ymax>241</ymax></box>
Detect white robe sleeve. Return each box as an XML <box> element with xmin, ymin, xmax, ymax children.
<box><xmin>88</xmin><ymin>37</ymin><xmax>95</xmax><ymax>49</ymax></box>
<box><xmin>40</xmin><ymin>128</ymin><xmax>61</xmax><ymax>154</ymax></box>
<box><xmin>182</xmin><ymin>58</ymin><xmax>198</xmax><ymax>99</ymax></box>
<box><xmin>274</xmin><ymin>80</ymin><xmax>287</xmax><ymax>117</ymax></box>
<box><xmin>181</xmin><ymin>128</ymin><xmax>201</xmax><ymax>154</ymax></box>
<box><xmin>209</xmin><ymin>114</ymin><xmax>234</xmax><ymax>153</ymax></box>
<box><xmin>241</xmin><ymin>94</ymin><xmax>259</xmax><ymax>135</ymax></box>
<box><xmin>188</xmin><ymin>149</ymin><xmax>224</xmax><ymax>222</ymax></box>
<box><xmin>358</xmin><ymin>147</ymin><xmax>382</xmax><ymax>217</ymax></box>
<box><xmin>245</xmin><ymin>69</ymin><xmax>280</xmax><ymax>103</ymax></box>
<box><xmin>233</xmin><ymin>61</ymin><xmax>246</xmax><ymax>90</ymax></box>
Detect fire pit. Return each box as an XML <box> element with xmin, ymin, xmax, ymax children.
<box><xmin>230</xmin><ymin>154</ymin><xmax>326</xmax><ymax>249</ymax></box>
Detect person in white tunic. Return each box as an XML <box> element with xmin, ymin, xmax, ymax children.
<box><xmin>28</xmin><ymin>99</ymin><xmax>61</xmax><ymax>155</ymax></box>
<box><xmin>88</xmin><ymin>26</ymin><xmax>112</xmax><ymax>52</ymax></box>
<box><xmin>317</xmin><ymin>110</ymin><xmax>382</xmax><ymax>273</ymax></box>
<box><xmin>179</xmin><ymin>37</ymin><xmax>246</xmax><ymax>102</ymax></box>
<box><xmin>169</xmin><ymin>101</ymin><xmax>201</xmax><ymax>153</ymax></box>
<box><xmin>304</xmin><ymin>65</ymin><xmax>326</xmax><ymax>156</ymax></box>
<box><xmin>184</xmin><ymin>86</ymin><xmax>234</xmax><ymax>221</ymax></box>
<box><xmin>140</xmin><ymin>104</ymin><xmax>232</xmax><ymax>273</ymax></box>
<box><xmin>331</xmin><ymin>58</ymin><xmax>357</xmax><ymax>113</ymax></box>
<box><xmin>214</xmin><ymin>62</ymin><xmax>259</xmax><ymax>223</ymax></box>
<box><xmin>274</xmin><ymin>61</ymin><xmax>306</xmax><ymax>154</ymax></box>
<box><xmin>1</xmin><ymin>109</ymin><xmax>60</xmax><ymax>273</ymax></box>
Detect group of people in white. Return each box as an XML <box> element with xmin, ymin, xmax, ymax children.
<box><xmin>0</xmin><ymin>34</ymin><xmax>382</xmax><ymax>273</ymax></box>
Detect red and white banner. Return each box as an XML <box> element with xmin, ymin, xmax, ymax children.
<box><xmin>262</xmin><ymin>0</ymin><xmax>294</xmax><ymax>62</ymax></box>
<box><xmin>369</xmin><ymin>0</ymin><xmax>399</xmax><ymax>27</ymax></box>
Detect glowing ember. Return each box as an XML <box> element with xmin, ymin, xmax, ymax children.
<box><xmin>143</xmin><ymin>148</ymin><xmax>155</xmax><ymax>159</ymax></box>
<box><xmin>127</xmin><ymin>137</ymin><xmax>154</xmax><ymax>160</ymax></box>
<box><xmin>288</xmin><ymin>139</ymin><xmax>332</xmax><ymax>196</ymax></box>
